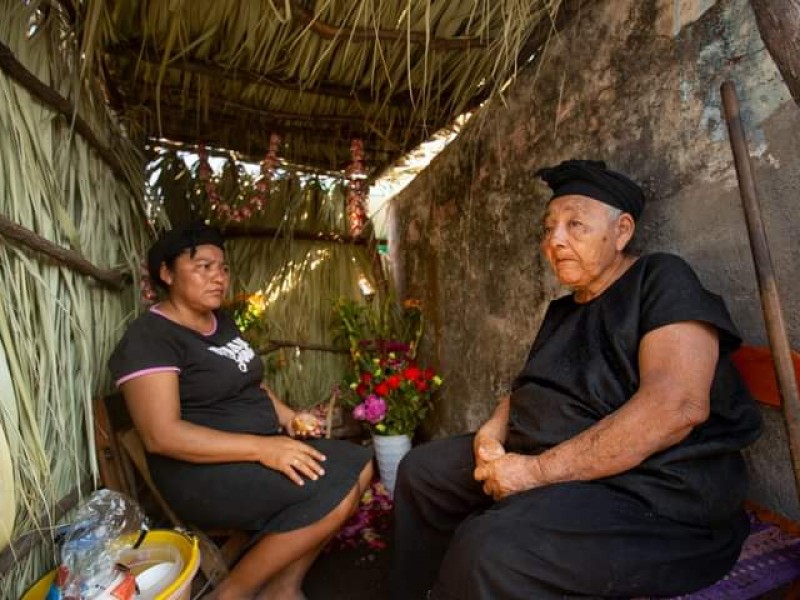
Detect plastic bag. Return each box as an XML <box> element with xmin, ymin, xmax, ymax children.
<box><xmin>58</xmin><ymin>489</ymin><xmax>144</xmax><ymax>599</ymax></box>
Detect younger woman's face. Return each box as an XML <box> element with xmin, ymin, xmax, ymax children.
<box><xmin>160</xmin><ymin>244</ymin><xmax>229</xmax><ymax>311</ymax></box>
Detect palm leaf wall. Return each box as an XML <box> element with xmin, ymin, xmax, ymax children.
<box><xmin>0</xmin><ymin>3</ymin><xmax>147</xmax><ymax>597</ymax></box>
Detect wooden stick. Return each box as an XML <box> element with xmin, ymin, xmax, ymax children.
<box><xmin>256</xmin><ymin>339</ymin><xmax>349</xmax><ymax>355</ymax></box>
<box><xmin>106</xmin><ymin>43</ymin><xmax>389</xmax><ymax>106</ymax></box>
<box><xmin>0</xmin><ymin>477</ymin><xmax>93</xmax><ymax>576</ymax></box>
<box><xmin>289</xmin><ymin>0</ymin><xmax>489</xmax><ymax>50</ymax></box>
<box><xmin>223</xmin><ymin>225</ymin><xmax>386</xmax><ymax>247</ymax></box>
<box><xmin>721</xmin><ymin>80</ymin><xmax>800</xmax><ymax>501</ymax></box>
<box><xmin>0</xmin><ymin>41</ymin><xmax>142</xmax><ymax>206</ymax></box>
<box><xmin>0</xmin><ymin>213</ymin><xmax>129</xmax><ymax>291</ymax></box>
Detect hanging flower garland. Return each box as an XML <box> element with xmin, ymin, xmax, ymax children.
<box><xmin>196</xmin><ymin>134</ymin><xmax>281</xmax><ymax>223</ymax></box>
<box><xmin>346</xmin><ymin>138</ymin><xmax>368</xmax><ymax>237</ymax></box>
<box><xmin>139</xmin><ymin>261</ymin><xmax>158</xmax><ymax>305</ymax></box>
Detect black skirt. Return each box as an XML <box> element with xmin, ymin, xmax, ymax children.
<box><xmin>149</xmin><ymin>438</ymin><xmax>372</xmax><ymax>534</ymax></box>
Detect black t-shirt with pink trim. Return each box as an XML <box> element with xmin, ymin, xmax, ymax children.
<box><xmin>109</xmin><ymin>307</ymin><xmax>280</xmax><ymax>435</ymax></box>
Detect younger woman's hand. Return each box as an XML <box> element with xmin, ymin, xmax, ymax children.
<box><xmin>287</xmin><ymin>412</ymin><xmax>324</xmax><ymax>439</ymax></box>
<box><xmin>257</xmin><ymin>436</ymin><xmax>327</xmax><ymax>485</ymax></box>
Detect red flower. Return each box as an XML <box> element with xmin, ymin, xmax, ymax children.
<box><xmin>356</xmin><ymin>383</ymin><xmax>369</xmax><ymax>397</ymax></box>
<box><xmin>424</xmin><ymin>368</ymin><xmax>435</xmax><ymax>380</ymax></box>
<box><xmin>415</xmin><ymin>380</ymin><xmax>429</xmax><ymax>392</ymax></box>
<box><xmin>374</xmin><ymin>382</ymin><xmax>390</xmax><ymax>397</ymax></box>
<box><xmin>403</xmin><ymin>366</ymin><xmax>422</xmax><ymax>381</ymax></box>
<box><xmin>387</xmin><ymin>374</ymin><xmax>402</xmax><ymax>390</ymax></box>
<box><xmin>360</xmin><ymin>372</ymin><xmax>373</xmax><ymax>385</ymax></box>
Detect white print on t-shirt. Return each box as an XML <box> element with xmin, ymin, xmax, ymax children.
<box><xmin>208</xmin><ymin>337</ymin><xmax>256</xmax><ymax>372</ymax></box>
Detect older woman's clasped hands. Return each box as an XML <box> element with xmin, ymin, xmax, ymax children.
<box><xmin>473</xmin><ymin>434</ymin><xmax>546</xmax><ymax>500</ymax></box>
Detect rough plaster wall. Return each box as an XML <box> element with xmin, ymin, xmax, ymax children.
<box><xmin>390</xmin><ymin>0</ymin><xmax>800</xmax><ymax>518</ymax></box>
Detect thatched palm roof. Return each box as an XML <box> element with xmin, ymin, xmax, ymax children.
<box><xmin>70</xmin><ymin>0</ymin><xmax>568</xmax><ymax>174</ymax></box>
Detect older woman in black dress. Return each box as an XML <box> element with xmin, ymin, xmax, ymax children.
<box><xmin>390</xmin><ymin>160</ymin><xmax>762</xmax><ymax>599</ymax></box>
<box><xmin>109</xmin><ymin>225</ymin><xmax>373</xmax><ymax>600</ymax></box>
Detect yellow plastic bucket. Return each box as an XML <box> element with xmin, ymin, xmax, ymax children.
<box><xmin>20</xmin><ymin>529</ymin><xmax>200</xmax><ymax>600</ymax></box>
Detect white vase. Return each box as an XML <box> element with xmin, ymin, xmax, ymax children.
<box><xmin>372</xmin><ymin>433</ymin><xmax>412</xmax><ymax>498</ymax></box>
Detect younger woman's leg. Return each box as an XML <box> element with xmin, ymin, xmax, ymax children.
<box><xmin>254</xmin><ymin>461</ymin><xmax>375</xmax><ymax>600</ymax></box>
<box><xmin>214</xmin><ymin>460</ymin><xmax>374</xmax><ymax>600</ymax></box>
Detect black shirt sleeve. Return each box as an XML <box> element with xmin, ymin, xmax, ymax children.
<box><xmin>640</xmin><ymin>253</ymin><xmax>741</xmax><ymax>354</ymax></box>
<box><xmin>108</xmin><ymin>316</ymin><xmax>181</xmax><ymax>385</ymax></box>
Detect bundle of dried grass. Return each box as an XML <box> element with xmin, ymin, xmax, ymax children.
<box><xmin>0</xmin><ymin>2</ymin><xmax>147</xmax><ymax>596</ymax></box>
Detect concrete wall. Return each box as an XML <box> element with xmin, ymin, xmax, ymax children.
<box><xmin>390</xmin><ymin>0</ymin><xmax>800</xmax><ymax>518</ymax></box>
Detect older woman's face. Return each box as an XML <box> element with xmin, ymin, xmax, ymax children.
<box><xmin>160</xmin><ymin>244</ymin><xmax>229</xmax><ymax>311</ymax></box>
<box><xmin>540</xmin><ymin>195</ymin><xmax>632</xmax><ymax>293</ymax></box>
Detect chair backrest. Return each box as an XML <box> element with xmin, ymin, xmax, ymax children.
<box><xmin>730</xmin><ymin>344</ymin><xmax>800</xmax><ymax>408</ymax></box>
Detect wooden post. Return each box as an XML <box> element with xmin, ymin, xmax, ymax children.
<box><xmin>750</xmin><ymin>0</ymin><xmax>800</xmax><ymax>106</ymax></box>
<box><xmin>721</xmin><ymin>80</ymin><xmax>800</xmax><ymax>502</ymax></box>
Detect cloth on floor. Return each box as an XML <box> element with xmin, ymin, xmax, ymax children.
<box><xmin>660</xmin><ymin>512</ymin><xmax>800</xmax><ymax>599</ymax></box>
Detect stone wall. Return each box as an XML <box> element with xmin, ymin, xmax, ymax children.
<box><xmin>390</xmin><ymin>0</ymin><xmax>800</xmax><ymax>518</ymax></box>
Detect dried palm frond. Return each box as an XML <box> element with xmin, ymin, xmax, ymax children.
<box><xmin>0</xmin><ymin>2</ymin><xmax>147</xmax><ymax>596</ymax></box>
<box><xmin>81</xmin><ymin>0</ymin><xmax>563</xmax><ymax>171</ymax></box>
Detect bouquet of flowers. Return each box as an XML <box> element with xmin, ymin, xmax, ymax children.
<box><xmin>333</xmin><ymin>297</ymin><xmax>442</xmax><ymax>436</ymax></box>
<box><xmin>344</xmin><ymin>343</ymin><xmax>442</xmax><ymax>435</ymax></box>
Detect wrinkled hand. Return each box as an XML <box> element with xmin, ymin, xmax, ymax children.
<box><xmin>287</xmin><ymin>412</ymin><xmax>324</xmax><ymax>439</ymax></box>
<box><xmin>257</xmin><ymin>435</ymin><xmax>327</xmax><ymax>485</ymax></box>
<box><xmin>473</xmin><ymin>452</ymin><xmax>546</xmax><ymax>501</ymax></box>
<box><xmin>473</xmin><ymin>434</ymin><xmax>506</xmax><ymax>470</ymax></box>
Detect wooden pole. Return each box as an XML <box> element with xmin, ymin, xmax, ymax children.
<box><xmin>0</xmin><ymin>41</ymin><xmax>143</xmax><ymax>207</ymax></box>
<box><xmin>223</xmin><ymin>225</ymin><xmax>386</xmax><ymax>247</ymax></box>
<box><xmin>0</xmin><ymin>213</ymin><xmax>129</xmax><ymax>291</ymax></box>
<box><xmin>288</xmin><ymin>0</ymin><xmax>489</xmax><ymax>50</ymax></box>
<box><xmin>257</xmin><ymin>339</ymin><xmax>349</xmax><ymax>355</ymax></box>
<box><xmin>721</xmin><ymin>80</ymin><xmax>800</xmax><ymax>500</ymax></box>
<box><xmin>0</xmin><ymin>477</ymin><xmax>93</xmax><ymax>576</ymax></box>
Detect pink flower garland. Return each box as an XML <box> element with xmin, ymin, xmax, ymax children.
<box><xmin>139</xmin><ymin>261</ymin><xmax>158</xmax><ymax>304</ymax></box>
<box><xmin>345</xmin><ymin>138</ymin><xmax>368</xmax><ymax>237</ymax></box>
<box><xmin>197</xmin><ymin>134</ymin><xmax>280</xmax><ymax>223</ymax></box>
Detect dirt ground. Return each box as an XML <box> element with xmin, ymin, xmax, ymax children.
<box><xmin>305</xmin><ymin>529</ymin><xmax>392</xmax><ymax>599</ymax></box>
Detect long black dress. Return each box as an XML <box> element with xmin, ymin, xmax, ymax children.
<box><xmin>109</xmin><ymin>307</ymin><xmax>371</xmax><ymax>534</ymax></box>
<box><xmin>391</xmin><ymin>253</ymin><xmax>762</xmax><ymax>599</ymax></box>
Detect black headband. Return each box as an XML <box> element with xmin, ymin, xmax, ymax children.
<box><xmin>147</xmin><ymin>224</ymin><xmax>225</xmax><ymax>288</ymax></box>
<box><xmin>535</xmin><ymin>159</ymin><xmax>645</xmax><ymax>221</ymax></box>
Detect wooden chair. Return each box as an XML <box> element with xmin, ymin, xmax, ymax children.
<box><xmin>93</xmin><ymin>393</ymin><xmax>250</xmax><ymax>587</ymax></box>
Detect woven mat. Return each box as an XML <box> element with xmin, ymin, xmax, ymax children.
<box><xmin>664</xmin><ymin>515</ymin><xmax>800</xmax><ymax>599</ymax></box>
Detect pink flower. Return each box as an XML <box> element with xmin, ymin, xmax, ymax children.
<box><xmin>353</xmin><ymin>403</ymin><xmax>367</xmax><ymax>420</ymax></box>
<box><xmin>364</xmin><ymin>394</ymin><xmax>387</xmax><ymax>424</ymax></box>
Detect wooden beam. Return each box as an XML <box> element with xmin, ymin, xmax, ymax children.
<box><xmin>148</xmin><ymin>121</ymin><xmax>395</xmax><ymax>171</ymax></box>
<box><xmin>0</xmin><ymin>477</ymin><xmax>93</xmax><ymax>576</ymax></box>
<box><xmin>751</xmin><ymin>0</ymin><xmax>800</xmax><ymax>107</ymax></box>
<box><xmin>289</xmin><ymin>0</ymin><xmax>490</xmax><ymax>50</ymax></box>
<box><xmin>223</xmin><ymin>225</ymin><xmax>386</xmax><ymax>247</ymax></box>
<box><xmin>0</xmin><ymin>213</ymin><xmax>130</xmax><ymax>291</ymax></box>
<box><xmin>105</xmin><ymin>42</ymin><xmax>402</xmax><ymax>107</ymax></box>
<box><xmin>257</xmin><ymin>339</ymin><xmax>349</xmax><ymax>355</ymax></box>
<box><xmin>0</xmin><ymin>41</ymin><xmax>142</xmax><ymax>208</ymax></box>
<box><xmin>123</xmin><ymin>86</ymin><xmax>413</xmax><ymax>133</ymax></box>
<box><xmin>146</xmin><ymin>138</ymin><xmax>347</xmax><ymax>179</ymax></box>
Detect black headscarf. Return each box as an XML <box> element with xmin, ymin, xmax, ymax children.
<box><xmin>147</xmin><ymin>223</ymin><xmax>225</xmax><ymax>289</ymax></box>
<box><xmin>535</xmin><ymin>159</ymin><xmax>645</xmax><ymax>221</ymax></box>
